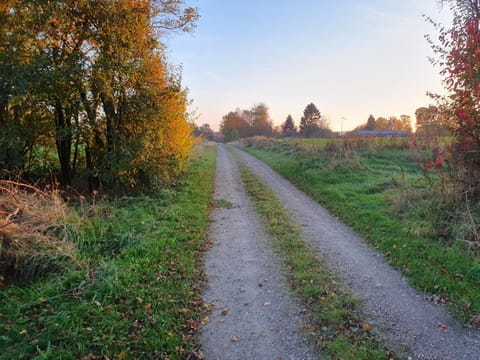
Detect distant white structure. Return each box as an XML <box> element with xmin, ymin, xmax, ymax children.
<box><xmin>354</xmin><ymin>130</ymin><xmax>409</xmax><ymax>137</ymax></box>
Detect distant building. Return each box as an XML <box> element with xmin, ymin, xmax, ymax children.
<box><xmin>354</xmin><ymin>130</ymin><xmax>409</xmax><ymax>137</ymax></box>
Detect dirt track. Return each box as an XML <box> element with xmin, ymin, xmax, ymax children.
<box><xmin>201</xmin><ymin>145</ymin><xmax>317</xmax><ymax>360</ymax></box>
<box><xmin>201</xmin><ymin>144</ymin><xmax>480</xmax><ymax>360</ymax></box>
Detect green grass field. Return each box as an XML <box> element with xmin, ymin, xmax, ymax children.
<box><xmin>243</xmin><ymin>139</ymin><xmax>480</xmax><ymax>325</ymax></box>
<box><xmin>0</xmin><ymin>146</ymin><xmax>216</xmax><ymax>360</ymax></box>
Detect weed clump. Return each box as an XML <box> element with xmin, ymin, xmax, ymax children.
<box><xmin>0</xmin><ymin>181</ymin><xmax>80</xmax><ymax>285</ymax></box>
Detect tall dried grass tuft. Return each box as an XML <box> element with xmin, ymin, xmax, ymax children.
<box><xmin>0</xmin><ymin>180</ymin><xmax>80</xmax><ymax>286</ymax></box>
<box><xmin>323</xmin><ymin>140</ymin><xmax>364</xmax><ymax>170</ymax></box>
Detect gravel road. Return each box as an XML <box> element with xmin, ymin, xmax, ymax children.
<box><xmin>231</xmin><ymin>145</ymin><xmax>480</xmax><ymax>360</ymax></box>
<box><xmin>201</xmin><ymin>145</ymin><xmax>318</xmax><ymax>360</ymax></box>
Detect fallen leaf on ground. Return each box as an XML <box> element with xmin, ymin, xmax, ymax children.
<box><xmin>186</xmin><ymin>350</ymin><xmax>206</xmax><ymax>360</ymax></box>
<box><xmin>361</xmin><ymin>323</ymin><xmax>372</xmax><ymax>332</ymax></box>
<box><xmin>437</xmin><ymin>322</ymin><xmax>447</xmax><ymax>330</ymax></box>
<box><xmin>231</xmin><ymin>336</ymin><xmax>239</xmax><ymax>342</ymax></box>
<box><xmin>220</xmin><ymin>308</ymin><xmax>229</xmax><ymax>316</ymax></box>
<box><xmin>80</xmin><ymin>353</ymin><xmax>103</xmax><ymax>360</ymax></box>
<box><xmin>187</xmin><ymin>319</ymin><xmax>198</xmax><ymax>329</ymax></box>
<box><xmin>470</xmin><ymin>316</ymin><xmax>480</xmax><ymax>328</ymax></box>
<box><xmin>203</xmin><ymin>303</ymin><xmax>216</xmax><ymax>311</ymax></box>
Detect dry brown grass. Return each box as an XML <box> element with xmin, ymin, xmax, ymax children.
<box><xmin>0</xmin><ymin>180</ymin><xmax>80</xmax><ymax>285</ymax></box>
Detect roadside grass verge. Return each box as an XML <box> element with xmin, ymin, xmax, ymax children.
<box><xmin>238</xmin><ymin>162</ymin><xmax>395</xmax><ymax>360</ymax></box>
<box><xmin>243</xmin><ymin>145</ymin><xmax>480</xmax><ymax>325</ymax></box>
<box><xmin>0</xmin><ymin>146</ymin><xmax>216</xmax><ymax>360</ymax></box>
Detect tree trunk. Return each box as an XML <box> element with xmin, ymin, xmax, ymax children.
<box><xmin>85</xmin><ymin>145</ymin><xmax>96</xmax><ymax>193</ymax></box>
<box><xmin>101</xmin><ymin>93</ymin><xmax>116</xmax><ymax>153</ymax></box>
<box><xmin>80</xmin><ymin>91</ymin><xmax>102</xmax><ymax>193</ymax></box>
<box><xmin>54</xmin><ymin>102</ymin><xmax>72</xmax><ymax>185</ymax></box>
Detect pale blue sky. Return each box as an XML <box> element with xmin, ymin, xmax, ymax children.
<box><xmin>166</xmin><ymin>1</ymin><xmax>451</xmax><ymax>131</ymax></box>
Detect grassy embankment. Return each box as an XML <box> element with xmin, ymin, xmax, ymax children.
<box><xmin>242</xmin><ymin>138</ymin><xmax>480</xmax><ymax>325</ymax></box>
<box><xmin>238</xmin><ymin>160</ymin><xmax>395</xmax><ymax>359</ymax></box>
<box><xmin>0</xmin><ymin>146</ymin><xmax>216</xmax><ymax>360</ymax></box>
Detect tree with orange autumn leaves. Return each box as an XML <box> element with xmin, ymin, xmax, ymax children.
<box><xmin>0</xmin><ymin>1</ymin><xmax>199</xmax><ymax>192</ymax></box>
<box><xmin>220</xmin><ymin>104</ymin><xmax>274</xmax><ymax>142</ymax></box>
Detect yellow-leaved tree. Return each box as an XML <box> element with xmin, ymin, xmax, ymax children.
<box><xmin>0</xmin><ymin>0</ymin><xmax>199</xmax><ymax>192</ymax></box>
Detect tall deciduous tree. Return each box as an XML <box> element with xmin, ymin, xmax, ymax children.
<box><xmin>246</xmin><ymin>103</ymin><xmax>273</xmax><ymax>137</ymax></box>
<box><xmin>198</xmin><ymin>123</ymin><xmax>214</xmax><ymax>141</ymax></box>
<box><xmin>415</xmin><ymin>105</ymin><xmax>452</xmax><ymax>137</ymax></box>
<box><xmin>0</xmin><ymin>1</ymin><xmax>198</xmax><ymax>191</ymax></box>
<box><xmin>398</xmin><ymin>115</ymin><xmax>413</xmax><ymax>133</ymax></box>
<box><xmin>374</xmin><ymin>117</ymin><xmax>389</xmax><ymax>130</ymax></box>
<box><xmin>220</xmin><ymin>111</ymin><xmax>249</xmax><ymax>142</ymax></box>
